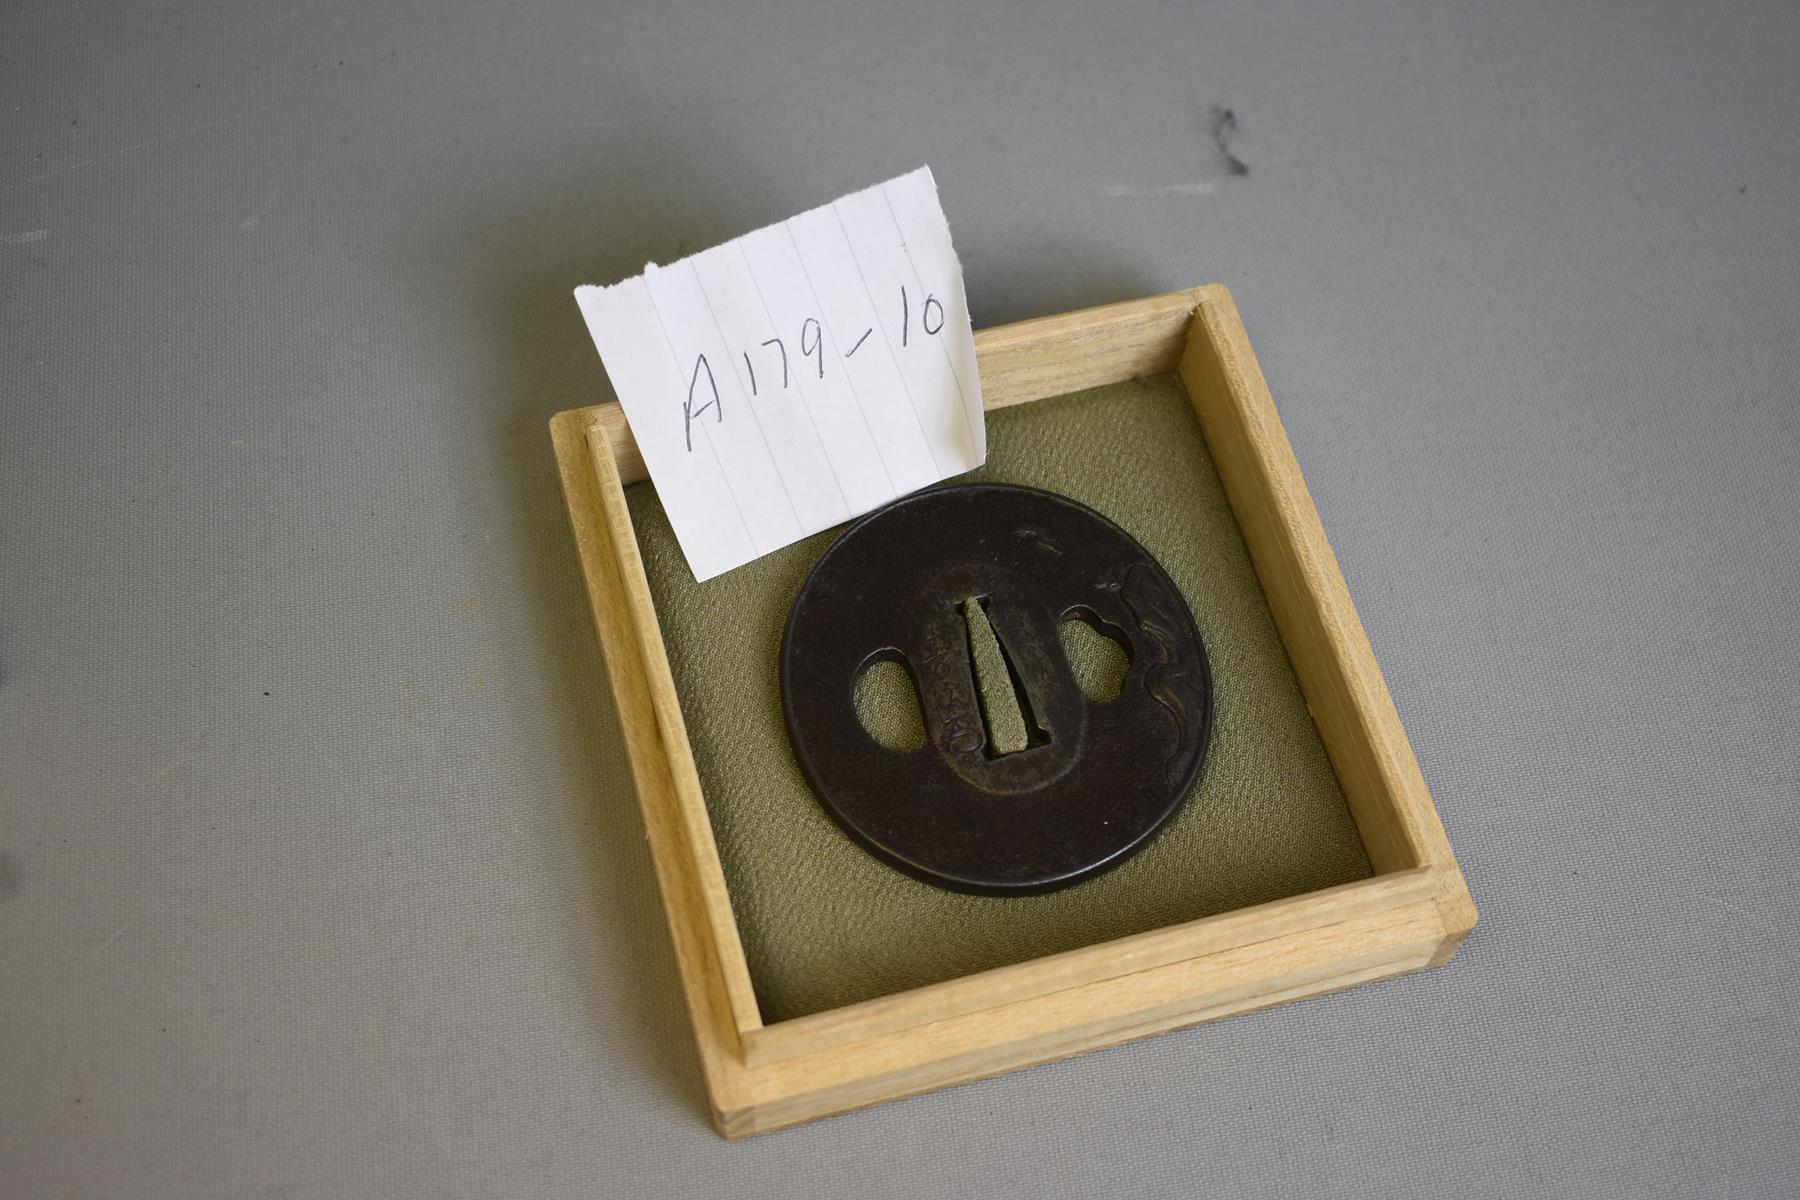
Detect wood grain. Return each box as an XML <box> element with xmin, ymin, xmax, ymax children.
<box><xmin>548</xmin><ymin>285</ymin><xmax>1476</xmax><ymax>1136</ymax></box>
<box><xmin>1178</xmin><ymin>289</ymin><xmax>1477</xmax><ymax>947</ymax></box>
<box><xmin>726</xmin><ymin>899</ymin><xmax>1448</xmax><ymax>1136</ymax></box>
<box><xmin>742</xmin><ymin>867</ymin><xmax>1435</xmax><ymax>1066</ymax></box>
<box><xmin>549</xmin><ymin>412</ymin><xmax>753</xmax><ymax>1123</ymax></box>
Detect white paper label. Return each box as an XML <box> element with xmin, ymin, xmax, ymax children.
<box><xmin>574</xmin><ymin>166</ymin><xmax>985</xmax><ymax>581</ymax></box>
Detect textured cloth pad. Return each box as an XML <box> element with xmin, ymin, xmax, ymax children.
<box><xmin>625</xmin><ymin>373</ymin><xmax>1373</xmax><ymax>1021</ymax></box>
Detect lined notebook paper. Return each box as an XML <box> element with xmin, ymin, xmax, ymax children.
<box><xmin>575</xmin><ymin>166</ymin><xmax>984</xmax><ymax>581</ymax></box>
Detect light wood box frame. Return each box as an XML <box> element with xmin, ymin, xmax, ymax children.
<box><xmin>549</xmin><ymin>284</ymin><xmax>1476</xmax><ymax>1137</ymax></box>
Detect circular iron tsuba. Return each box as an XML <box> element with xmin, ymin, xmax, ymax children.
<box><xmin>780</xmin><ymin>483</ymin><xmax>1213</xmax><ymax>896</ymax></box>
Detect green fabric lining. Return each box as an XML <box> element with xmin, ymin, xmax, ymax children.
<box><xmin>625</xmin><ymin>373</ymin><xmax>1373</xmax><ymax>1022</ymax></box>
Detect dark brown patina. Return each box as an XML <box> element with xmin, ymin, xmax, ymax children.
<box><xmin>780</xmin><ymin>484</ymin><xmax>1213</xmax><ymax>895</ymax></box>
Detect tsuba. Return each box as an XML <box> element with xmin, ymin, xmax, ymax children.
<box><xmin>780</xmin><ymin>483</ymin><xmax>1213</xmax><ymax>895</ymax></box>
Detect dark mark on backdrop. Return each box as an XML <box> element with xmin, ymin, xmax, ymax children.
<box><xmin>1210</xmin><ymin>105</ymin><xmax>1249</xmax><ymax>177</ymax></box>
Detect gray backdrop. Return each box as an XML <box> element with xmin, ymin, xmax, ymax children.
<box><xmin>4</xmin><ymin>1</ymin><xmax>1798</xmax><ymax>1196</ymax></box>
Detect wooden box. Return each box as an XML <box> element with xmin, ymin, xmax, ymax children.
<box><xmin>549</xmin><ymin>285</ymin><xmax>1476</xmax><ymax>1137</ymax></box>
